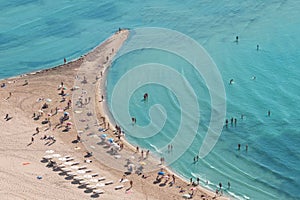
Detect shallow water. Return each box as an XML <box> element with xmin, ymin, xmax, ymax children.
<box><xmin>1</xmin><ymin>1</ymin><xmax>300</xmax><ymax>199</ymax></box>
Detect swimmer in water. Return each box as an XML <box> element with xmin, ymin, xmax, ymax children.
<box><xmin>229</xmin><ymin>79</ymin><xmax>234</xmax><ymax>85</ymax></box>
<box><xmin>251</xmin><ymin>76</ymin><xmax>256</xmax><ymax>80</ymax></box>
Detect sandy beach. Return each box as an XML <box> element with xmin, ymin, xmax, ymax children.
<box><xmin>0</xmin><ymin>30</ymin><xmax>228</xmax><ymax>200</ymax></box>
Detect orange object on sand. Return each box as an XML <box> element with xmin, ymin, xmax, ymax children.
<box><xmin>22</xmin><ymin>162</ymin><xmax>30</xmax><ymax>165</ymax></box>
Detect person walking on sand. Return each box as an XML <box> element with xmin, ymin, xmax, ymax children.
<box><xmin>31</xmin><ymin>137</ymin><xmax>34</xmax><ymax>143</ymax></box>
<box><xmin>129</xmin><ymin>180</ymin><xmax>133</xmax><ymax>188</ymax></box>
<box><xmin>36</xmin><ymin>127</ymin><xmax>39</xmax><ymax>134</ymax></box>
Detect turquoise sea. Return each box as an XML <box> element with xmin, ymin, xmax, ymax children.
<box><xmin>1</xmin><ymin>1</ymin><xmax>300</xmax><ymax>199</ymax></box>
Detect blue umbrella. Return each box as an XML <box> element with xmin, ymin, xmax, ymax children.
<box><xmin>108</xmin><ymin>138</ymin><xmax>114</xmax><ymax>143</ymax></box>
<box><xmin>100</xmin><ymin>134</ymin><xmax>107</xmax><ymax>139</ymax></box>
<box><xmin>158</xmin><ymin>171</ymin><xmax>165</xmax><ymax>175</ymax></box>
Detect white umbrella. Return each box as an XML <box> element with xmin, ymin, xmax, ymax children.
<box><xmin>43</xmin><ymin>155</ymin><xmax>53</xmax><ymax>159</ymax></box>
<box><xmin>45</xmin><ymin>150</ymin><xmax>54</xmax><ymax>154</ymax></box>
<box><xmin>58</xmin><ymin>157</ymin><xmax>67</xmax><ymax>161</ymax></box>
<box><xmin>71</xmin><ymin>166</ymin><xmax>79</xmax><ymax>170</ymax></box>
<box><xmin>52</xmin><ymin>154</ymin><xmax>61</xmax><ymax>158</ymax></box>
<box><xmin>96</xmin><ymin>183</ymin><xmax>105</xmax><ymax>187</ymax></box>
<box><xmin>84</xmin><ymin>174</ymin><xmax>92</xmax><ymax>179</ymax></box>
<box><xmin>77</xmin><ymin>170</ymin><xmax>86</xmax><ymax>174</ymax></box>
<box><xmin>64</xmin><ymin>162</ymin><xmax>73</xmax><ymax>166</ymax></box>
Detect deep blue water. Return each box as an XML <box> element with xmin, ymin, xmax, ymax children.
<box><xmin>1</xmin><ymin>1</ymin><xmax>300</xmax><ymax>199</ymax></box>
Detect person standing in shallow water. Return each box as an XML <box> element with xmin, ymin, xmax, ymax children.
<box><xmin>236</xmin><ymin>36</ymin><xmax>239</xmax><ymax>43</ymax></box>
<box><xmin>268</xmin><ymin>110</ymin><xmax>271</xmax><ymax>116</ymax></box>
<box><xmin>238</xmin><ymin>144</ymin><xmax>241</xmax><ymax>150</ymax></box>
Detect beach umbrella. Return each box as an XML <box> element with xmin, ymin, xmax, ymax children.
<box><xmin>77</xmin><ymin>170</ymin><xmax>86</xmax><ymax>174</ymax></box>
<box><xmin>100</xmin><ymin>134</ymin><xmax>107</xmax><ymax>139</ymax></box>
<box><xmin>66</xmin><ymin>122</ymin><xmax>72</xmax><ymax>126</ymax></box>
<box><xmin>108</xmin><ymin>138</ymin><xmax>114</xmax><ymax>143</ymax></box>
<box><xmin>52</xmin><ymin>154</ymin><xmax>61</xmax><ymax>158</ymax></box>
<box><xmin>64</xmin><ymin>162</ymin><xmax>73</xmax><ymax>166</ymax></box>
<box><xmin>43</xmin><ymin>155</ymin><xmax>53</xmax><ymax>160</ymax></box>
<box><xmin>84</xmin><ymin>174</ymin><xmax>92</xmax><ymax>179</ymax></box>
<box><xmin>71</xmin><ymin>166</ymin><xmax>79</xmax><ymax>170</ymax></box>
<box><xmin>46</xmin><ymin>98</ymin><xmax>52</xmax><ymax>102</ymax></box>
<box><xmin>64</xmin><ymin>112</ymin><xmax>69</xmax><ymax>115</ymax></box>
<box><xmin>58</xmin><ymin>157</ymin><xmax>67</xmax><ymax>161</ymax></box>
<box><xmin>182</xmin><ymin>194</ymin><xmax>191</xmax><ymax>199</ymax></box>
<box><xmin>89</xmin><ymin>178</ymin><xmax>98</xmax><ymax>183</ymax></box>
<box><xmin>139</xmin><ymin>161</ymin><xmax>146</xmax><ymax>165</ymax></box>
<box><xmin>158</xmin><ymin>171</ymin><xmax>165</xmax><ymax>175</ymax></box>
<box><xmin>45</xmin><ymin>150</ymin><xmax>54</xmax><ymax>154</ymax></box>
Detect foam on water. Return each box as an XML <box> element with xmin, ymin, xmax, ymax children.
<box><xmin>1</xmin><ymin>1</ymin><xmax>300</xmax><ymax>199</ymax></box>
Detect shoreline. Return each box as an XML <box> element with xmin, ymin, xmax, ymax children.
<box><xmin>0</xmin><ymin>30</ymin><xmax>229</xmax><ymax>200</ymax></box>
<box><xmin>84</xmin><ymin>30</ymin><xmax>229</xmax><ymax>199</ymax></box>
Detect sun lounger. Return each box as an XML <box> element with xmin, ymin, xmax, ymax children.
<box><xmin>86</xmin><ymin>185</ymin><xmax>97</xmax><ymax>190</ymax></box>
<box><xmin>62</xmin><ymin>168</ymin><xmax>72</xmax><ymax>173</ymax></box>
<box><xmin>96</xmin><ymin>183</ymin><xmax>105</xmax><ymax>187</ymax></box>
<box><xmin>74</xmin><ymin>176</ymin><xmax>84</xmax><ymax>181</ymax></box>
<box><xmin>78</xmin><ymin>165</ymin><xmax>87</xmax><ymax>170</ymax></box>
<box><xmin>79</xmin><ymin>180</ymin><xmax>89</xmax><ymax>185</ymax></box>
<box><xmin>114</xmin><ymin>185</ymin><xmax>124</xmax><ymax>190</ymax></box>
<box><xmin>67</xmin><ymin>172</ymin><xmax>77</xmax><ymax>176</ymax></box>
<box><xmin>93</xmin><ymin>189</ymin><xmax>104</xmax><ymax>194</ymax></box>
<box><xmin>91</xmin><ymin>173</ymin><xmax>99</xmax><ymax>177</ymax></box>
<box><xmin>105</xmin><ymin>181</ymin><xmax>113</xmax><ymax>185</ymax></box>
<box><xmin>98</xmin><ymin>177</ymin><xmax>106</xmax><ymax>181</ymax></box>
<box><xmin>71</xmin><ymin>161</ymin><xmax>80</xmax><ymax>165</ymax></box>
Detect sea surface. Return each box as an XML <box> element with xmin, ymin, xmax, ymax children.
<box><xmin>1</xmin><ymin>1</ymin><xmax>300</xmax><ymax>199</ymax></box>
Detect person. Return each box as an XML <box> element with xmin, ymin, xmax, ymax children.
<box><xmin>219</xmin><ymin>182</ymin><xmax>222</xmax><ymax>189</ymax></box>
<box><xmin>141</xmin><ymin>150</ymin><xmax>144</xmax><ymax>158</ymax></box>
<box><xmin>229</xmin><ymin>79</ymin><xmax>234</xmax><ymax>85</ymax></box>
<box><xmin>196</xmin><ymin>155</ymin><xmax>199</xmax><ymax>162</ymax></box>
<box><xmin>238</xmin><ymin>143</ymin><xmax>241</xmax><ymax>150</ymax></box>
<box><xmin>64</xmin><ymin>58</ymin><xmax>66</xmax><ymax>64</ymax></box>
<box><xmin>136</xmin><ymin>146</ymin><xmax>139</xmax><ymax>153</ymax></box>
<box><xmin>190</xmin><ymin>178</ymin><xmax>193</xmax><ymax>185</ymax></box>
<box><xmin>36</xmin><ymin>127</ymin><xmax>39</xmax><ymax>134</ymax></box>
<box><xmin>172</xmin><ymin>174</ymin><xmax>176</xmax><ymax>184</ymax></box>
<box><xmin>241</xmin><ymin>114</ymin><xmax>244</xmax><ymax>119</ymax></box>
<box><xmin>257</xmin><ymin>44</ymin><xmax>259</xmax><ymax>51</ymax></box>
<box><xmin>234</xmin><ymin>118</ymin><xmax>237</xmax><ymax>126</ymax></box>
<box><xmin>236</xmin><ymin>36</ymin><xmax>239</xmax><ymax>43</ymax></box>
<box><xmin>268</xmin><ymin>110</ymin><xmax>271</xmax><ymax>116</ymax></box>
<box><xmin>230</xmin><ymin>117</ymin><xmax>234</xmax><ymax>125</ymax></box>
<box><xmin>246</xmin><ymin>144</ymin><xmax>248</xmax><ymax>151</ymax></box>
<box><xmin>196</xmin><ymin>177</ymin><xmax>200</xmax><ymax>185</ymax></box>
<box><xmin>132</xmin><ymin>117</ymin><xmax>136</xmax><ymax>124</ymax></box>
<box><xmin>129</xmin><ymin>180</ymin><xmax>133</xmax><ymax>188</ymax></box>
<box><xmin>143</xmin><ymin>93</ymin><xmax>148</xmax><ymax>101</ymax></box>
<box><xmin>228</xmin><ymin>181</ymin><xmax>231</xmax><ymax>189</ymax></box>
<box><xmin>4</xmin><ymin>114</ymin><xmax>8</xmax><ymax>119</ymax></box>
<box><xmin>225</xmin><ymin>119</ymin><xmax>228</xmax><ymax>127</ymax></box>
<box><xmin>31</xmin><ymin>137</ymin><xmax>34</xmax><ymax>143</ymax></box>
<box><xmin>146</xmin><ymin>150</ymin><xmax>149</xmax><ymax>158</ymax></box>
